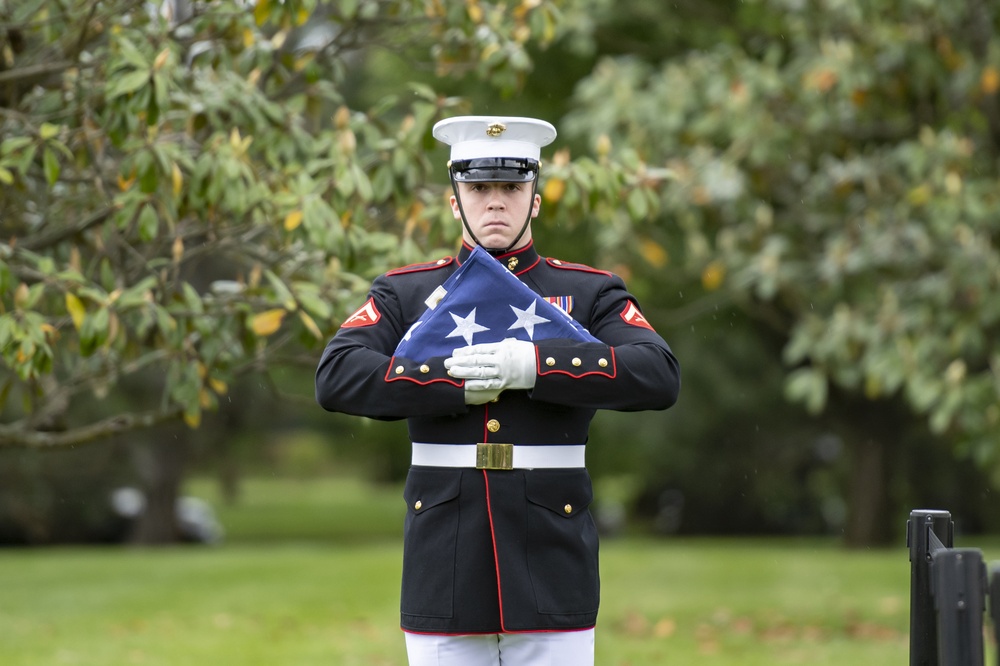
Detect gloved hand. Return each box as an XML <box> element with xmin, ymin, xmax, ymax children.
<box><xmin>464</xmin><ymin>386</ymin><xmax>503</xmax><ymax>405</ymax></box>
<box><xmin>445</xmin><ymin>338</ymin><xmax>538</xmax><ymax>395</ymax></box>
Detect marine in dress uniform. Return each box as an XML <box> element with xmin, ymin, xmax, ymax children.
<box><xmin>315</xmin><ymin>116</ymin><xmax>680</xmax><ymax>665</ymax></box>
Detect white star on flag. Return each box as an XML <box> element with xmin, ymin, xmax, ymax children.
<box><xmin>446</xmin><ymin>308</ymin><xmax>490</xmax><ymax>345</ymax></box>
<box><xmin>507</xmin><ymin>300</ymin><xmax>550</xmax><ymax>340</ymax></box>
<box><xmin>392</xmin><ymin>246</ymin><xmax>599</xmax><ymax>363</ymax></box>
<box><xmin>402</xmin><ymin>321</ymin><xmax>422</xmax><ymax>342</ymax></box>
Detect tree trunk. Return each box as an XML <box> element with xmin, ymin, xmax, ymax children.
<box><xmin>217</xmin><ymin>437</ymin><xmax>242</xmax><ymax>506</ymax></box>
<box><xmin>844</xmin><ymin>434</ymin><xmax>892</xmax><ymax>547</ymax></box>
<box><xmin>127</xmin><ymin>426</ymin><xmax>190</xmax><ymax>545</ymax></box>
<box><xmin>833</xmin><ymin>393</ymin><xmax>901</xmax><ymax>548</ymax></box>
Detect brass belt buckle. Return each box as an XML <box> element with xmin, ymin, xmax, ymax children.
<box><xmin>476</xmin><ymin>443</ymin><xmax>514</xmax><ymax>470</ymax></box>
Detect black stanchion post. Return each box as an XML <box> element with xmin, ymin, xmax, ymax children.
<box><xmin>933</xmin><ymin>549</ymin><xmax>986</xmax><ymax>666</ymax></box>
<box><xmin>909</xmin><ymin>509</ymin><xmax>954</xmax><ymax>666</ymax></box>
<box><xmin>988</xmin><ymin>565</ymin><xmax>1000</xmax><ymax>666</ymax></box>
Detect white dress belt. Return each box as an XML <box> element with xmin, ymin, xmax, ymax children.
<box><xmin>411</xmin><ymin>442</ymin><xmax>586</xmax><ymax>470</ymax></box>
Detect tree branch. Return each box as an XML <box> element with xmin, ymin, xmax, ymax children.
<box><xmin>0</xmin><ymin>407</ymin><xmax>184</xmax><ymax>449</ymax></box>
<box><xmin>0</xmin><ymin>60</ymin><xmax>75</xmax><ymax>86</ymax></box>
<box><xmin>19</xmin><ymin>205</ymin><xmax>117</xmax><ymax>251</ymax></box>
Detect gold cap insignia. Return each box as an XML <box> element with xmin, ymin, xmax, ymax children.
<box><xmin>486</xmin><ymin>122</ymin><xmax>507</xmax><ymax>137</ymax></box>
<box><xmin>507</xmin><ymin>257</ymin><xmax>519</xmax><ymax>271</ymax></box>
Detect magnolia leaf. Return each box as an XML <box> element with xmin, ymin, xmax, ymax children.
<box><xmin>626</xmin><ymin>187</ymin><xmax>648</xmax><ymax>219</ymax></box>
<box><xmin>39</xmin><ymin>123</ymin><xmax>60</xmax><ymax>140</ymax></box>
<box><xmin>199</xmin><ymin>387</ymin><xmax>214</xmax><ymax>409</ymax></box>
<box><xmin>251</xmin><ymin>309</ymin><xmax>286</xmax><ymax>336</ymax></box>
<box><xmin>13</xmin><ymin>283</ymin><xmax>29</xmax><ymax>308</ymax></box>
<box><xmin>108</xmin><ymin>69</ymin><xmax>151</xmax><ymax>99</ymax></box>
<box><xmin>298</xmin><ymin>310</ymin><xmax>323</xmax><ymax>340</ymax></box>
<box><xmin>65</xmin><ymin>293</ymin><xmax>86</xmax><ymax>330</ymax></box>
<box><xmin>701</xmin><ymin>260</ymin><xmax>725</xmax><ymax>290</ymax></box>
<box><xmin>284</xmin><ymin>209</ymin><xmax>303</xmax><ymax>231</ymax></box>
<box><xmin>264</xmin><ymin>270</ymin><xmax>297</xmax><ymax>309</ymax></box>
<box><xmin>543</xmin><ymin>177</ymin><xmax>565</xmax><ymax>203</ymax></box>
<box><xmin>1</xmin><ymin>136</ymin><xmax>33</xmax><ymax>156</ymax></box>
<box><xmin>183</xmin><ymin>406</ymin><xmax>202</xmax><ymax>429</ymax></box>
<box><xmin>138</xmin><ymin>204</ymin><xmax>159</xmax><ymax>241</ymax></box>
<box><xmin>254</xmin><ymin>0</ymin><xmax>271</xmax><ymax>25</ymax></box>
<box><xmin>43</xmin><ymin>147</ymin><xmax>60</xmax><ymax>186</ymax></box>
<box><xmin>785</xmin><ymin>367</ymin><xmax>828</xmax><ymax>415</ymax></box>
<box><xmin>171</xmin><ymin>162</ymin><xmax>183</xmax><ymax>197</ymax></box>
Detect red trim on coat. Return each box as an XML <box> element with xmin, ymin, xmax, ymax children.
<box><xmin>383</xmin><ymin>358</ymin><xmax>463</xmax><ymax>387</ymax></box>
<box><xmin>512</xmin><ymin>254</ymin><xmax>541</xmax><ymax>276</ymax></box>
<box><xmin>459</xmin><ymin>240</ymin><xmax>535</xmax><ymax>257</ymax></box>
<box><xmin>401</xmin><ymin>626</ymin><xmax>597</xmax><ymax>636</ymax></box>
<box><xmin>536</xmin><ymin>368</ymin><xmax>617</xmax><ymax>380</ymax></box>
<box><xmin>482</xmin><ymin>469</ymin><xmax>507</xmax><ymax>632</ymax></box>
<box><xmin>535</xmin><ymin>348</ymin><xmax>618</xmax><ymax>379</ymax></box>
<box><xmin>545</xmin><ymin>258</ymin><xmax>612</xmax><ymax>276</ymax></box>
<box><xmin>458</xmin><ymin>241</ymin><xmax>540</xmax><ymax>275</ymax></box>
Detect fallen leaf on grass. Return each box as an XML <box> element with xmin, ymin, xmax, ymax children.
<box><xmin>653</xmin><ymin>617</ymin><xmax>676</xmax><ymax>638</ymax></box>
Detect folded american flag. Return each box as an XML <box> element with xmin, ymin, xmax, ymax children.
<box><xmin>393</xmin><ymin>246</ymin><xmax>599</xmax><ymax>362</ymax></box>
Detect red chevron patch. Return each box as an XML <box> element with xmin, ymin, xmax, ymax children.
<box><xmin>620</xmin><ymin>301</ymin><xmax>654</xmax><ymax>330</ymax></box>
<box><xmin>341</xmin><ymin>297</ymin><xmax>381</xmax><ymax>328</ymax></box>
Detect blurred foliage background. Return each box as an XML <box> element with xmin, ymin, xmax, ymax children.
<box><xmin>1</xmin><ymin>0</ymin><xmax>999</xmax><ymax>547</ymax></box>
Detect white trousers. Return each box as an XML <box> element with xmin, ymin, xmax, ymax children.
<box><xmin>404</xmin><ymin>629</ymin><xmax>595</xmax><ymax>666</ymax></box>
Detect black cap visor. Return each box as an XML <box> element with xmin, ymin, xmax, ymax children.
<box><xmin>450</xmin><ymin>157</ymin><xmax>538</xmax><ymax>183</ymax></box>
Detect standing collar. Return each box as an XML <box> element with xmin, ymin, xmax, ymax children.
<box><xmin>457</xmin><ymin>241</ymin><xmax>540</xmax><ymax>275</ymax></box>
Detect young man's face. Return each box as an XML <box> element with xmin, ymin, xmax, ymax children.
<box><xmin>451</xmin><ymin>181</ymin><xmax>540</xmax><ymax>251</ymax></box>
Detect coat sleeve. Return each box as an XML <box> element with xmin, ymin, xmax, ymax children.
<box><xmin>314</xmin><ymin>275</ymin><xmax>468</xmax><ymax>420</ymax></box>
<box><xmin>528</xmin><ymin>274</ymin><xmax>680</xmax><ymax>412</ymax></box>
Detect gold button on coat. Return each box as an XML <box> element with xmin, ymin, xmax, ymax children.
<box><xmin>414</xmin><ymin>500</ymin><xmax>423</xmax><ymax>510</ymax></box>
<box><xmin>598</xmin><ymin>358</ymin><xmax>608</xmax><ymax>368</ymax></box>
<box><xmin>545</xmin><ymin>357</ymin><xmax>556</xmax><ymax>366</ymax></box>
<box><xmin>395</xmin><ymin>365</ymin><xmax>404</xmax><ymax>374</ymax></box>
<box><xmin>571</xmin><ymin>358</ymin><xmax>582</xmax><ymax>367</ymax></box>
<box><xmin>486</xmin><ymin>419</ymin><xmax>500</xmax><ymax>433</ymax></box>
<box><xmin>419</xmin><ymin>364</ymin><xmax>430</xmax><ymax>374</ymax></box>
<box><xmin>564</xmin><ymin>504</ymin><xmax>573</xmax><ymax>514</ymax></box>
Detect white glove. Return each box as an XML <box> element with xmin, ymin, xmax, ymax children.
<box><xmin>464</xmin><ymin>386</ymin><xmax>503</xmax><ymax>405</ymax></box>
<box><xmin>445</xmin><ymin>338</ymin><xmax>538</xmax><ymax>394</ymax></box>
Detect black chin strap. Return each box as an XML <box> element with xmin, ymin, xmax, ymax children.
<box><xmin>449</xmin><ymin>176</ymin><xmax>539</xmax><ymax>255</ymax></box>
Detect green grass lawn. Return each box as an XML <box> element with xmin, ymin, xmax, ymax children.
<box><xmin>0</xmin><ymin>476</ymin><xmax>996</xmax><ymax>665</ymax></box>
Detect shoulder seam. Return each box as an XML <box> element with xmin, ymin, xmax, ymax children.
<box><xmin>386</xmin><ymin>256</ymin><xmax>455</xmax><ymax>276</ymax></box>
<box><xmin>545</xmin><ymin>257</ymin><xmax>612</xmax><ymax>277</ymax></box>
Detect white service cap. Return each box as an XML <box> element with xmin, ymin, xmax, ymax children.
<box><xmin>432</xmin><ymin>116</ymin><xmax>557</xmax><ymax>162</ymax></box>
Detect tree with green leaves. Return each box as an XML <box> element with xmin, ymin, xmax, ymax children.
<box><xmin>0</xmin><ymin>0</ymin><xmax>600</xmax><ymax>448</ymax></box>
<box><xmin>558</xmin><ymin>0</ymin><xmax>1000</xmax><ymax>543</ymax></box>
<box><xmin>1</xmin><ymin>0</ymin><xmax>650</xmax><ymax>542</ymax></box>
<box><xmin>8</xmin><ymin>0</ymin><xmax>995</xmax><ymax>546</ymax></box>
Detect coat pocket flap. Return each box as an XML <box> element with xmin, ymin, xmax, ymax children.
<box><xmin>403</xmin><ymin>468</ymin><xmax>462</xmax><ymax>513</ymax></box>
<box><xmin>525</xmin><ymin>470</ymin><xmax>593</xmax><ymax>518</ymax></box>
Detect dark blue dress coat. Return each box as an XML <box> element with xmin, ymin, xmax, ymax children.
<box><xmin>315</xmin><ymin>241</ymin><xmax>680</xmax><ymax>634</ymax></box>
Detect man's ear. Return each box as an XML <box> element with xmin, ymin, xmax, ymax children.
<box><xmin>531</xmin><ymin>193</ymin><xmax>541</xmax><ymax>218</ymax></box>
<box><xmin>450</xmin><ymin>195</ymin><xmax>461</xmax><ymax>219</ymax></box>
